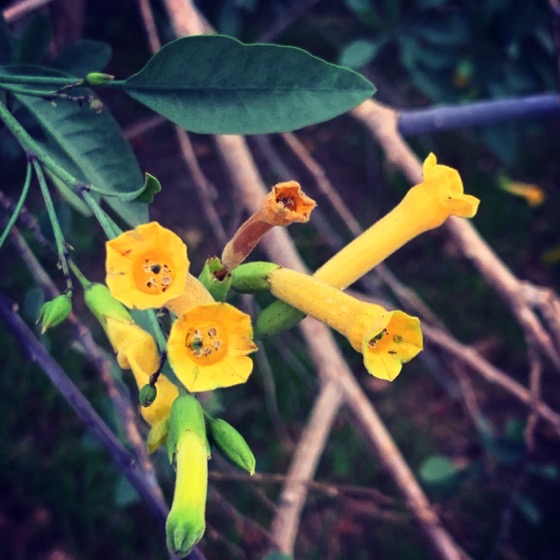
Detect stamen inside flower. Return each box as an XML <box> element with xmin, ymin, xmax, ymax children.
<box><xmin>276</xmin><ymin>193</ymin><xmax>296</xmax><ymax>211</ymax></box>
<box><xmin>134</xmin><ymin>253</ymin><xmax>175</xmax><ymax>295</ymax></box>
<box><xmin>184</xmin><ymin>323</ymin><xmax>227</xmax><ymax>365</ymax></box>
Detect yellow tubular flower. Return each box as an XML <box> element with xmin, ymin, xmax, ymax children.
<box><xmin>105</xmin><ymin>317</ymin><xmax>179</xmax><ymax>450</ymax></box>
<box><xmin>221</xmin><ymin>181</ymin><xmax>317</xmax><ymax>269</ymax></box>
<box><xmin>164</xmin><ymin>273</ymin><xmax>215</xmax><ymax>317</ymax></box>
<box><xmin>268</xmin><ymin>268</ymin><xmax>422</xmax><ymax>381</ymax></box>
<box><xmin>106</xmin><ymin>222</ymin><xmax>189</xmax><ymax>309</ymax></box>
<box><xmin>167</xmin><ymin>303</ymin><xmax>257</xmax><ymax>392</ymax></box>
<box><xmin>313</xmin><ymin>153</ymin><xmax>480</xmax><ymax>289</ymax></box>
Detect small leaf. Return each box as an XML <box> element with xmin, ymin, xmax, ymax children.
<box><xmin>15</xmin><ymin>12</ymin><xmax>52</xmax><ymax>65</ymax></box>
<box><xmin>514</xmin><ymin>494</ymin><xmax>541</xmax><ymax>525</ymax></box>
<box><xmin>526</xmin><ymin>463</ymin><xmax>559</xmax><ymax>481</ymax></box>
<box><xmin>135</xmin><ymin>172</ymin><xmax>161</xmax><ymax>204</ymax></box>
<box><xmin>114</xmin><ymin>474</ymin><xmax>140</xmax><ymax>508</ymax></box>
<box><xmin>113</xmin><ymin>35</ymin><xmax>375</xmax><ymax>134</ymax></box>
<box><xmin>52</xmin><ymin>40</ymin><xmax>113</xmax><ymax>76</ymax></box>
<box><xmin>419</xmin><ymin>455</ymin><xmax>462</xmax><ymax>486</ymax></box>
<box><xmin>338</xmin><ymin>39</ymin><xmax>384</xmax><ymax>69</ymax></box>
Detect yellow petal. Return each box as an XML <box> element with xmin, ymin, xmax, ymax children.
<box><xmin>106</xmin><ymin>222</ymin><xmax>190</xmax><ymax>309</ymax></box>
<box><xmin>167</xmin><ymin>303</ymin><xmax>257</xmax><ymax>392</ymax></box>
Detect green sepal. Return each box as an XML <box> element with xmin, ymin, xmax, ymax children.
<box><xmin>135</xmin><ymin>172</ymin><xmax>161</xmax><ymax>204</ymax></box>
<box><xmin>167</xmin><ymin>394</ymin><xmax>206</xmax><ymax>466</ymax></box>
<box><xmin>84</xmin><ymin>283</ymin><xmax>132</xmax><ymax>328</ymax></box>
<box><xmin>139</xmin><ymin>384</ymin><xmax>157</xmax><ymax>407</ymax></box>
<box><xmin>231</xmin><ymin>261</ymin><xmax>280</xmax><ymax>293</ymax></box>
<box><xmin>206</xmin><ymin>415</ymin><xmax>256</xmax><ymax>475</ymax></box>
<box><xmin>198</xmin><ymin>257</ymin><xmax>232</xmax><ymax>302</ymax></box>
<box><xmin>255</xmin><ymin>299</ymin><xmax>305</xmax><ymax>340</ymax></box>
<box><xmin>85</xmin><ymin>72</ymin><xmax>114</xmax><ymax>86</ymax></box>
<box><xmin>36</xmin><ymin>292</ymin><xmax>72</xmax><ymax>333</ymax></box>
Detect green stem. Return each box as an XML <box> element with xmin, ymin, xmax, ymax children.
<box><xmin>68</xmin><ymin>260</ymin><xmax>92</xmax><ymax>290</ymax></box>
<box><xmin>80</xmin><ymin>190</ymin><xmax>122</xmax><ymax>239</ymax></box>
<box><xmin>0</xmin><ymin>161</ymin><xmax>33</xmax><ymax>249</ymax></box>
<box><xmin>0</xmin><ymin>83</ymin><xmax>58</xmax><ymax>97</ymax></box>
<box><xmin>32</xmin><ymin>159</ymin><xmax>73</xmax><ymax>293</ymax></box>
<box><xmin>146</xmin><ymin>309</ymin><xmax>168</xmax><ymax>352</ymax></box>
<box><xmin>0</xmin><ymin>72</ymin><xmax>80</xmax><ymax>87</ymax></box>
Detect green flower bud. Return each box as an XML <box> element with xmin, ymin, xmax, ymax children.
<box><xmin>85</xmin><ymin>72</ymin><xmax>114</xmax><ymax>86</ymax></box>
<box><xmin>36</xmin><ymin>293</ymin><xmax>72</xmax><ymax>333</ymax></box>
<box><xmin>231</xmin><ymin>261</ymin><xmax>280</xmax><ymax>293</ymax></box>
<box><xmin>139</xmin><ymin>384</ymin><xmax>157</xmax><ymax>407</ymax></box>
<box><xmin>206</xmin><ymin>416</ymin><xmax>256</xmax><ymax>475</ymax></box>
<box><xmin>84</xmin><ymin>283</ymin><xmax>132</xmax><ymax>328</ymax></box>
<box><xmin>198</xmin><ymin>257</ymin><xmax>232</xmax><ymax>302</ymax></box>
<box><xmin>166</xmin><ymin>395</ymin><xmax>208</xmax><ymax>556</ymax></box>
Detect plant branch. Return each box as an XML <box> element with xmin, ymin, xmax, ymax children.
<box><xmin>398</xmin><ymin>93</ymin><xmax>560</xmax><ymax>136</ymax></box>
<box><xmin>0</xmin><ymin>161</ymin><xmax>32</xmax><ymax>249</ymax></box>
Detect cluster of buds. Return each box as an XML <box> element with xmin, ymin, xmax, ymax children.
<box><xmin>51</xmin><ymin>153</ymin><xmax>477</xmax><ymax>556</ymax></box>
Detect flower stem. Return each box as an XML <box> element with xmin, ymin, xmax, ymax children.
<box><xmin>32</xmin><ymin>159</ymin><xmax>73</xmax><ymax>293</ymax></box>
<box><xmin>68</xmin><ymin>259</ymin><xmax>92</xmax><ymax>290</ymax></box>
<box><xmin>0</xmin><ymin>72</ymin><xmax>81</xmax><ymax>87</ymax></box>
<box><xmin>0</xmin><ymin>161</ymin><xmax>32</xmax><ymax>250</ymax></box>
<box><xmin>80</xmin><ymin>189</ymin><xmax>122</xmax><ymax>239</ymax></box>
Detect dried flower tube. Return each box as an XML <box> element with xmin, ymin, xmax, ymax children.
<box><xmin>221</xmin><ymin>181</ymin><xmax>316</xmax><ymax>269</ymax></box>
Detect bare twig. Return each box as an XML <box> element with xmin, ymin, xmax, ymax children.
<box><xmin>398</xmin><ymin>94</ymin><xmax>560</xmax><ymax>136</ymax></box>
<box><xmin>3</xmin><ymin>0</ymin><xmax>54</xmax><ymax>22</ymax></box>
<box><xmin>0</xmin><ymin>291</ymin><xmax>170</xmax><ymax>525</ymax></box>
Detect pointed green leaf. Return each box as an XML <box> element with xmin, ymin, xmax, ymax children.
<box><xmin>113</xmin><ymin>35</ymin><xmax>375</xmax><ymax>134</ymax></box>
<box><xmin>52</xmin><ymin>40</ymin><xmax>112</xmax><ymax>76</ymax></box>
<box><xmin>0</xmin><ymin>14</ymin><xmax>13</xmax><ymax>65</ymax></box>
<box><xmin>15</xmin><ymin>12</ymin><xmax>52</xmax><ymax>65</ymax></box>
<box><xmin>135</xmin><ymin>172</ymin><xmax>161</xmax><ymax>204</ymax></box>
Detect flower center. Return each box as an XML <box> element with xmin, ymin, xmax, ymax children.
<box><xmin>185</xmin><ymin>323</ymin><xmax>227</xmax><ymax>365</ymax></box>
<box><xmin>134</xmin><ymin>251</ymin><xmax>175</xmax><ymax>295</ymax></box>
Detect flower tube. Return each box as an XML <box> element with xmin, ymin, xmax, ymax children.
<box><xmin>313</xmin><ymin>153</ymin><xmax>479</xmax><ymax>289</ymax></box>
<box><xmin>167</xmin><ymin>302</ymin><xmax>257</xmax><ymax>392</ymax></box>
<box><xmin>221</xmin><ymin>181</ymin><xmax>316</xmax><ymax>269</ymax></box>
<box><xmin>166</xmin><ymin>395</ymin><xmax>208</xmax><ymax>557</ymax></box>
<box><xmin>106</xmin><ymin>222</ymin><xmax>189</xmax><ymax>309</ymax></box>
<box><xmin>268</xmin><ymin>267</ymin><xmax>422</xmax><ymax>381</ymax></box>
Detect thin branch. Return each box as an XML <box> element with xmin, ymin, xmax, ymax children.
<box><xmin>258</xmin><ymin>0</ymin><xmax>324</xmax><ymax>43</ymax></box>
<box><xmin>3</xmin><ymin>0</ymin><xmax>55</xmax><ymax>21</ymax></box>
<box><xmin>0</xmin><ymin>291</ymin><xmax>170</xmax><ymax>526</ymax></box>
<box><xmin>398</xmin><ymin>94</ymin><xmax>560</xmax><ymax>136</ymax></box>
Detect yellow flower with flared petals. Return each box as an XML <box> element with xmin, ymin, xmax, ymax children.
<box><xmin>167</xmin><ymin>303</ymin><xmax>257</xmax><ymax>392</ymax></box>
<box><xmin>106</xmin><ymin>222</ymin><xmax>189</xmax><ymax>309</ymax></box>
<box><xmin>313</xmin><ymin>153</ymin><xmax>479</xmax><ymax>290</ymax></box>
<box><xmin>268</xmin><ymin>267</ymin><xmax>422</xmax><ymax>381</ymax></box>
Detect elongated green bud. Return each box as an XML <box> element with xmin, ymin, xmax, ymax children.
<box><xmin>85</xmin><ymin>72</ymin><xmax>114</xmax><ymax>86</ymax></box>
<box><xmin>206</xmin><ymin>416</ymin><xmax>256</xmax><ymax>475</ymax></box>
<box><xmin>198</xmin><ymin>257</ymin><xmax>232</xmax><ymax>302</ymax></box>
<box><xmin>139</xmin><ymin>384</ymin><xmax>157</xmax><ymax>407</ymax></box>
<box><xmin>231</xmin><ymin>261</ymin><xmax>279</xmax><ymax>293</ymax></box>
<box><xmin>255</xmin><ymin>299</ymin><xmax>304</xmax><ymax>339</ymax></box>
<box><xmin>36</xmin><ymin>292</ymin><xmax>72</xmax><ymax>333</ymax></box>
<box><xmin>84</xmin><ymin>283</ymin><xmax>132</xmax><ymax>327</ymax></box>
<box><xmin>166</xmin><ymin>395</ymin><xmax>208</xmax><ymax>556</ymax></box>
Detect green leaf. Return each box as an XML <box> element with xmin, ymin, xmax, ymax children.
<box><xmin>114</xmin><ymin>474</ymin><xmax>140</xmax><ymax>508</ymax></box>
<box><xmin>343</xmin><ymin>0</ymin><xmax>382</xmax><ymax>28</ymax></box>
<box><xmin>0</xmin><ymin>14</ymin><xmax>13</xmax><ymax>65</ymax></box>
<box><xmin>12</xmin><ymin>67</ymin><xmax>148</xmax><ymax>225</ymax></box>
<box><xmin>514</xmin><ymin>494</ymin><xmax>541</xmax><ymax>525</ymax></box>
<box><xmin>15</xmin><ymin>12</ymin><xmax>52</xmax><ymax>65</ymax></box>
<box><xmin>113</xmin><ymin>35</ymin><xmax>375</xmax><ymax>134</ymax></box>
<box><xmin>338</xmin><ymin>38</ymin><xmax>384</xmax><ymax>69</ymax></box>
<box><xmin>419</xmin><ymin>455</ymin><xmax>462</xmax><ymax>486</ymax></box>
<box><xmin>135</xmin><ymin>172</ymin><xmax>161</xmax><ymax>204</ymax></box>
<box><xmin>52</xmin><ymin>40</ymin><xmax>112</xmax><ymax>76</ymax></box>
